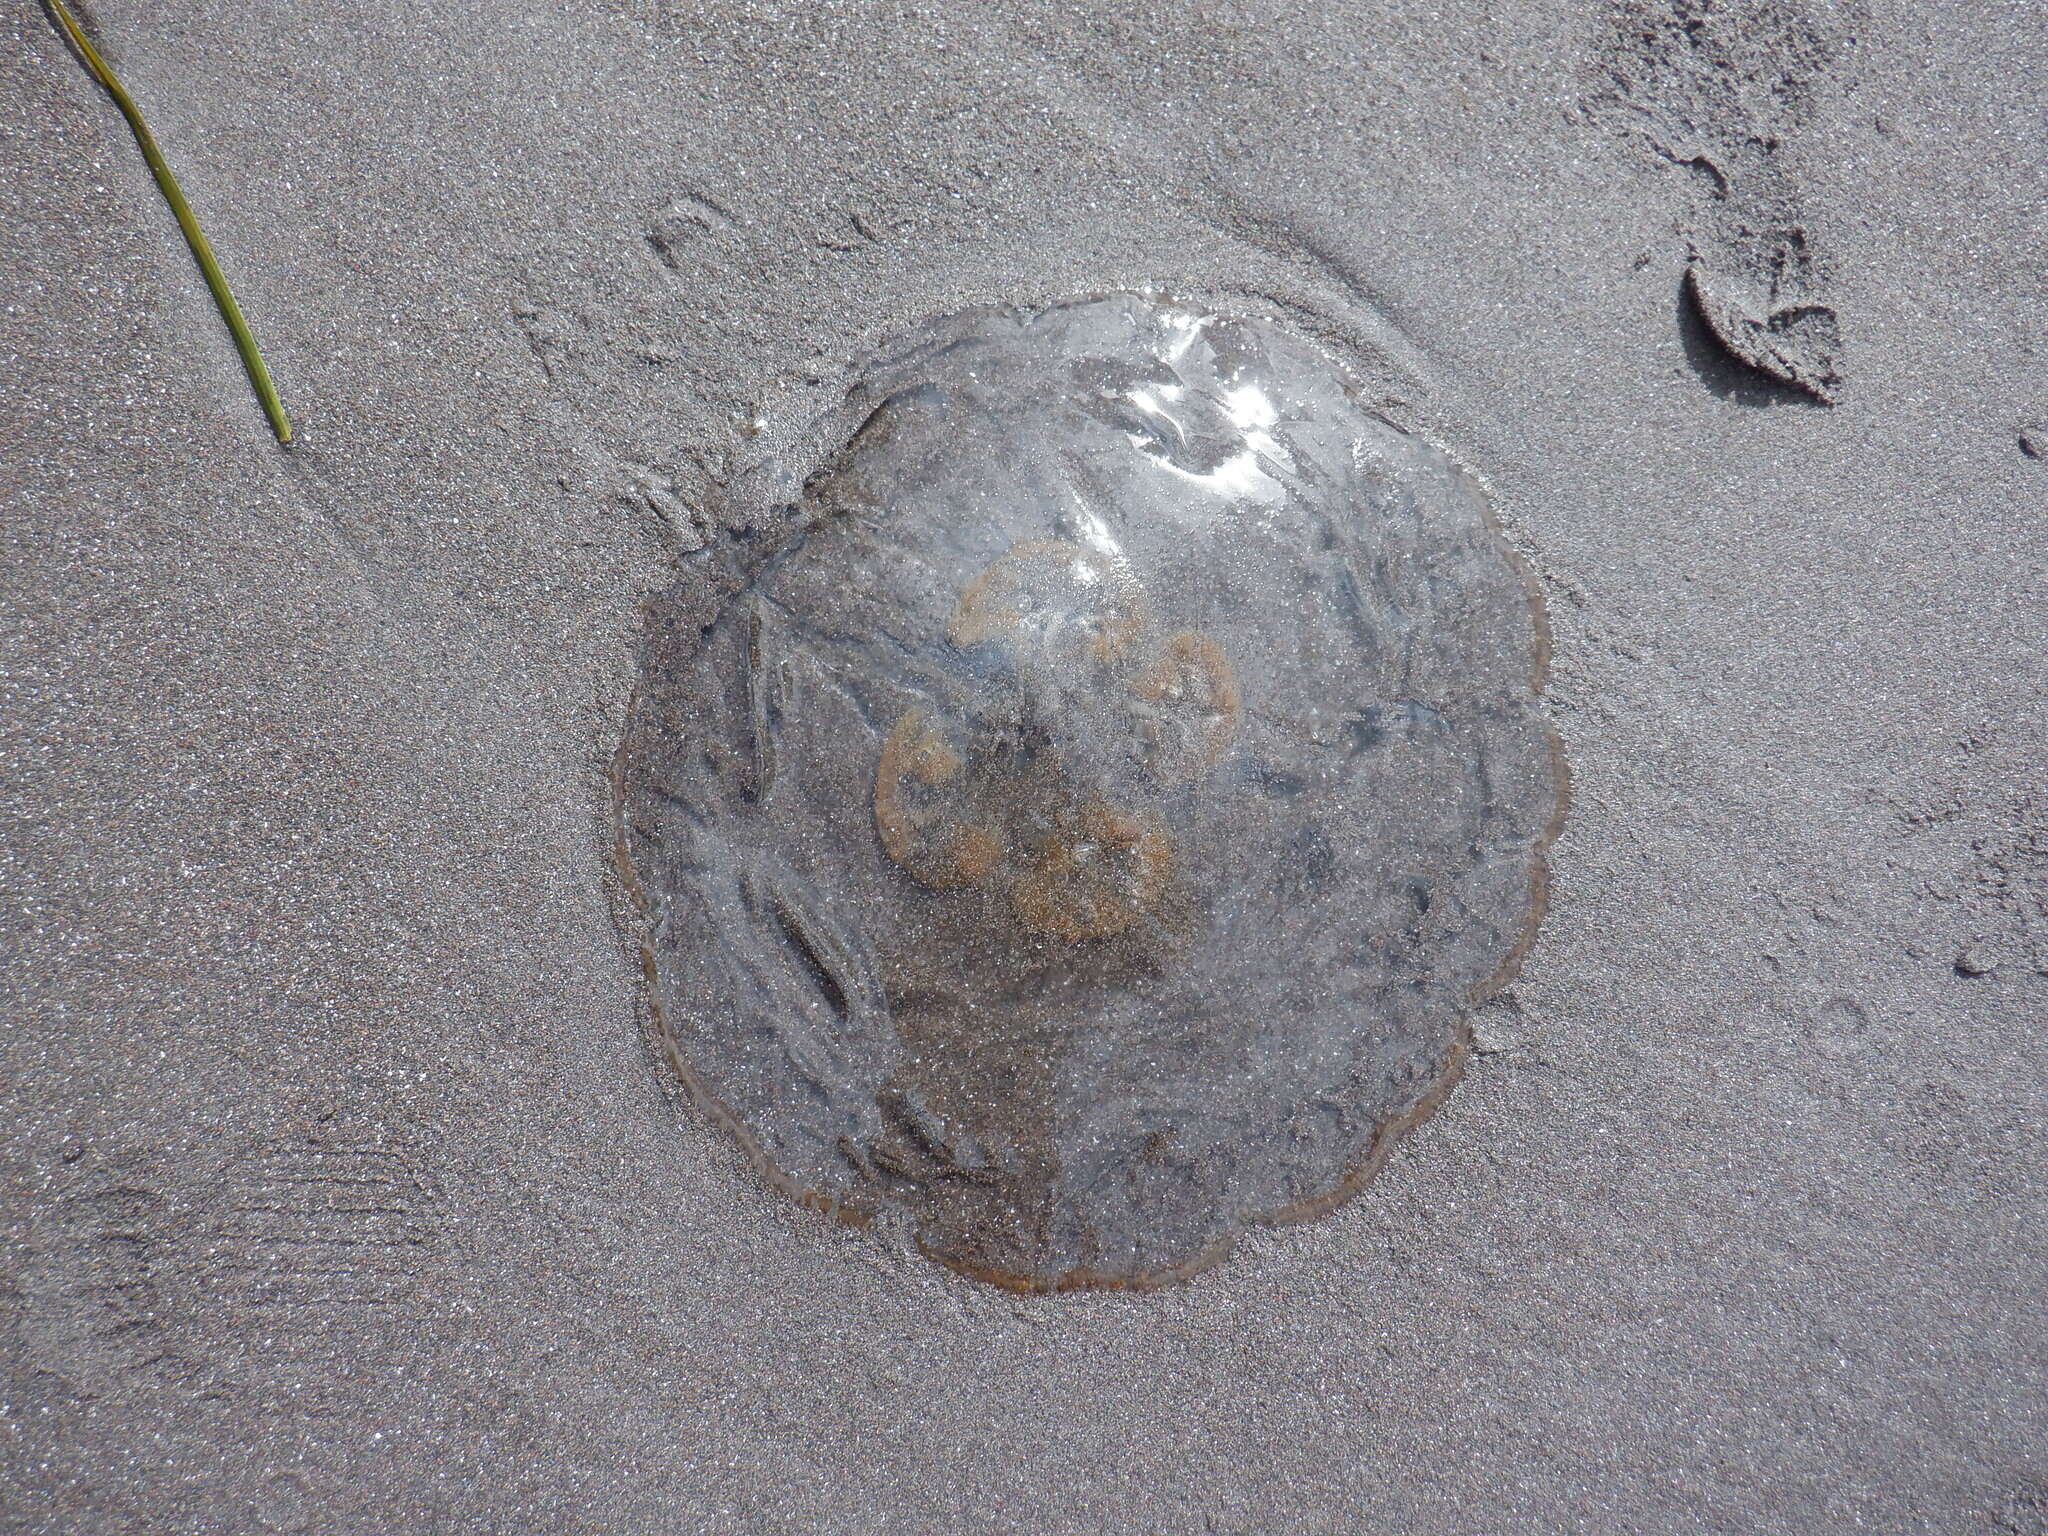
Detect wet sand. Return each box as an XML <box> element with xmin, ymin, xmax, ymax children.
<box><xmin>4</xmin><ymin>2</ymin><xmax>2044</xmax><ymax>1532</ymax></box>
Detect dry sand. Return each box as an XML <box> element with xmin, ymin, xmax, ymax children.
<box><xmin>3</xmin><ymin>1</ymin><xmax>2043</xmax><ymax>1531</ymax></box>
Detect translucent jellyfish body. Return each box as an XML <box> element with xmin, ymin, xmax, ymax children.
<box><xmin>615</xmin><ymin>294</ymin><xmax>1565</xmax><ymax>1291</ymax></box>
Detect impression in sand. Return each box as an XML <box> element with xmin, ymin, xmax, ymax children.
<box><xmin>615</xmin><ymin>294</ymin><xmax>1565</xmax><ymax>1290</ymax></box>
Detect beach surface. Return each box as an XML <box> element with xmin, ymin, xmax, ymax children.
<box><xmin>4</xmin><ymin>2</ymin><xmax>2044</xmax><ymax>1531</ymax></box>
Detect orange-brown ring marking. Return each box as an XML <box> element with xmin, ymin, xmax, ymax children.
<box><xmin>874</xmin><ymin>709</ymin><xmax>1004</xmax><ymax>890</ymax></box>
<box><xmin>1133</xmin><ymin>627</ymin><xmax>1243</xmax><ymax>772</ymax></box>
<box><xmin>1009</xmin><ymin>797</ymin><xmax>1173</xmax><ymax>941</ymax></box>
<box><xmin>946</xmin><ymin>539</ymin><xmax>1149</xmax><ymax>662</ymax></box>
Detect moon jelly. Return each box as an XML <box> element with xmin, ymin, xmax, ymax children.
<box><xmin>615</xmin><ymin>294</ymin><xmax>1565</xmax><ymax>1291</ymax></box>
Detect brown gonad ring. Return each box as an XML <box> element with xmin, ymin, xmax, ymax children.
<box><xmin>614</xmin><ymin>294</ymin><xmax>1566</xmax><ymax>1291</ymax></box>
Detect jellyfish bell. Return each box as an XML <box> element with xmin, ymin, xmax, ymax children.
<box><xmin>615</xmin><ymin>293</ymin><xmax>1565</xmax><ymax>1291</ymax></box>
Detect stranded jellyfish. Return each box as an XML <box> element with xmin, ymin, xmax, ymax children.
<box><xmin>614</xmin><ymin>294</ymin><xmax>1565</xmax><ymax>1291</ymax></box>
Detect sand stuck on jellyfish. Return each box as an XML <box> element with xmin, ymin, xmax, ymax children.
<box><xmin>614</xmin><ymin>293</ymin><xmax>1566</xmax><ymax>1292</ymax></box>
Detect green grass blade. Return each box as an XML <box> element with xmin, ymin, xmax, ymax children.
<box><xmin>46</xmin><ymin>0</ymin><xmax>294</xmax><ymax>444</ymax></box>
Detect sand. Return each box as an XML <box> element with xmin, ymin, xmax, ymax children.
<box><xmin>3</xmin><ymin>1</ymin><xmax>2043</xmax><ymax>1532</ymax></box>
